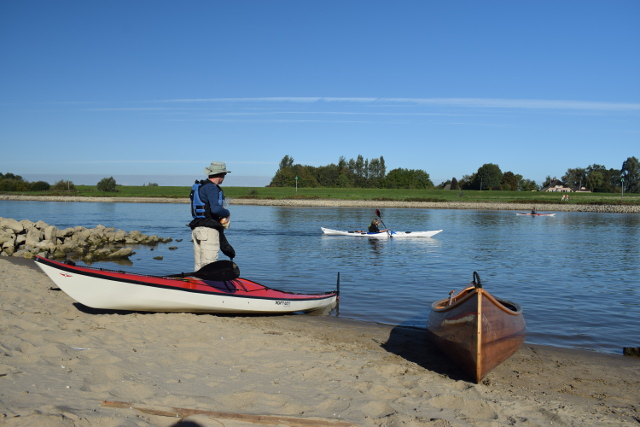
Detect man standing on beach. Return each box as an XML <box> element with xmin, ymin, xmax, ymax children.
<box><xmin>188</xmin><ymin>161</ymin><xmax>235</xmax><ymax>270</ymax></box>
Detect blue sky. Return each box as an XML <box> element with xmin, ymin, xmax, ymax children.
<box><xmin>1</xmin><ymin>1</ymin><xmax>638</xmax><ymax>187</ymax></box>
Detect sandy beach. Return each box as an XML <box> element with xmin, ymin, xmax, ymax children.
<box><xmin>1</xmin><ymin>256</ymin><xmax>639</xmax><ymax>426</ymax></box>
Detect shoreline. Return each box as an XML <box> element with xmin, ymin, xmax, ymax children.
<box><xmin>2</xmin><ymin>194</ymin><xmax>639</xmax><ymax>213</ymax></box>
<box><xmin>1</xmin><ymin>256</ymin><xmax>639</xmax><ymax>425</ymax></box>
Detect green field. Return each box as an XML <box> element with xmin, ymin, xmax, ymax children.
<box><xmin>6</xmin><ymin>185</ymin><xmax>639</xmax><ymax>206</ymax></box>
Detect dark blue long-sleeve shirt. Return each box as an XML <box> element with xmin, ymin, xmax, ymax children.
<box><xmin>199</xmin><ymin>182</ymin><xmax>230</xmax><ymax>219</ymax></box>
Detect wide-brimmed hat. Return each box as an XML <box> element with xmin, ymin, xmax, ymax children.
<box><xmin>204</xmin><ymin>161</ymin><xmax>231</xmax><ymax>176</ymax></box>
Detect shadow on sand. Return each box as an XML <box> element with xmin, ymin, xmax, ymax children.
<box><xmin>381</xmin><ymin>316</ymin><xmax>469</xmax><ymax>382</ymax></box>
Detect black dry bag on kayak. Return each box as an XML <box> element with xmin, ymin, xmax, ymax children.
<box><xmin>170</xmin><ymin>260</ymin><xmax>240</xmax><ymax>282</ymax></box>
<box><xmin>196</xmin><ymin>260</ymin><xmax>240</xmax><ymax>281</ymax></box>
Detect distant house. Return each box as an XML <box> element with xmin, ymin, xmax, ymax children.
<box><xmin>545</xmin><ymin>185</ymin><xmax>572</xmax><ymax>192</ymax></box>
<box><xmin>542</xmin><ymin>179</ymin><xmax>572</xmax><ymax>192</ymax></box>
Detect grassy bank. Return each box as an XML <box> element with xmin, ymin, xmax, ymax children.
<box><xmin>2</xmin><ymin>185</ymin><xmax>639</xmax><ymax>206</ymax></box>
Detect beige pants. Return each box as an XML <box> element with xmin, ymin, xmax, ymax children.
<box><xmin>192</xmin><ymin>227</ymin><xmax>220</xmax><ymax>271</ymax></box>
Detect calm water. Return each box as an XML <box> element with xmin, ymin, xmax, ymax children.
<box><xmin>2</xmin><ymin>200</ymin><xmax>639</xmax><ymax>355</ymax></box>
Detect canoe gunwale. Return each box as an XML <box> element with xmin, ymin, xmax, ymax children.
<box><xmin>431</xmin><ymin>287</ymin><xmax>523</xmax><ymax>316</ymax></box>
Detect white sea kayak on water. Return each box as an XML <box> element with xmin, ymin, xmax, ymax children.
<box><xmin>321</xmin><ymin>227</ymin><xmax>443</xmax><ymax>238</ymax></box>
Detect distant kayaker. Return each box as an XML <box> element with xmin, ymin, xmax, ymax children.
<box><xmin>368</xmin><ymin>218</ymin><xmax>388</xmax><ymax>233</ymax></box>
<box><xmin>188</xmin><ymin>161</ymin><xmax>235</xmax><ymax>270</ymax></box>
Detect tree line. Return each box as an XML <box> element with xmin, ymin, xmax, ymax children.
<box><xmin>269</xmin><ymin>155</ymin><xmax>640</xmax><ymax>193</ymax></box>
<box><xmin>0</xmin><ymin>173</ymin><xmax>73</xmax><ymax>192</ymax></box>
<box><xmin>0</xmin><ymin>173</ymin><xmax>120</xmax><ymax>192</ymax></box>
<box><xmin>557</xmin><ymin>157</ymin><xmax>639</xmax><ymax>193</ymax></box>
<box><xmin>269</xmin><ymin>155</ymin><xmax>434</xmax><ymax>189</ymax></box>
<box><xmin>3</xmin><ymin>154</ymin><xmax>639</xmax><ymax>193</ymax></box>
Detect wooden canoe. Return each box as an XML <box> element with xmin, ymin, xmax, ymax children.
<box><xmin>427</xmin><ymin>272</ymin><xmax>526</xmax><ymax>383</ymax></box>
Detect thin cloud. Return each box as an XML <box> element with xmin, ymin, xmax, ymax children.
<box><xmin>386</xmin><ymin>97</ymin><xmax>640</xmax><ymax>111</ymax></box>
<box><xmin>163</xmin><ymin>97</ymin><xmax>323</xmax><ymax>103</ymax></box>
<box><xmin>202</xmin><ymin>118</ymin><xmax>373</xmax><ymax>124</ymax></box>
<box><xmin>202</xmin><ymin>111</ymin><xmax>456</xmax><ymax>117</ymax></box>
<box><xmin>11</xmin><ymin>159</ymin><xmax>276</xmax><ymax>166</ymax></box>
<box><xmin>84</xmin><ymin>107</ymin><xmax>171</xmax><ymax>111</ymax></box>
<box><xmin>158</xmin><ymin>97</ymin><xmax>640</xmax><ymax>112</ymax></box>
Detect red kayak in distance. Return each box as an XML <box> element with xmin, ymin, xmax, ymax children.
<box><xmin>516</xmin><ymin>212</ymin><xmax>556</xmax><ymax>216</ymax></box>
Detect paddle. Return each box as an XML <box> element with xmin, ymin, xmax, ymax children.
<box><xmin>375</xmin><ymin>209</ymin><xmax>392</xmax><ymax>237</ymax></box>
<box><xmin>166</xmin><ymin>260</ymin><xmax>240</xmax><ymax>281</ymax></box>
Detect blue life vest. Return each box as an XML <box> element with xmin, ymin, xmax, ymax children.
<box><xmin>190</xmin><ymin>180</ymin><xmax>225</xmax><ymax>219</ymax></box>
<box><xmin>190</xmin><ymin>180</ymin><xmax>209</xmax><ymax>219</ymax></box>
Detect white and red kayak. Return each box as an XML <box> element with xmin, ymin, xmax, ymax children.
<box><xmin>35</xmin><ymin>257</ymin><xmax>338</xmax><ymax>314</ymax></box>
<box><xmin>515</xmin><ymin>212</ymin><xmax>556</xmax><ymax>217</ymax></box>
<box><xmin>321</xmin><ymin>227</ymin><xmax>442</xmax><ymax>238</ymax></box>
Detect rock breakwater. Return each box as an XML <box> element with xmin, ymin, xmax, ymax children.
<box><xmin>0</xmin><ymin>217</ymin><xmax>172</xmax><ymax>262</ymax></box>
